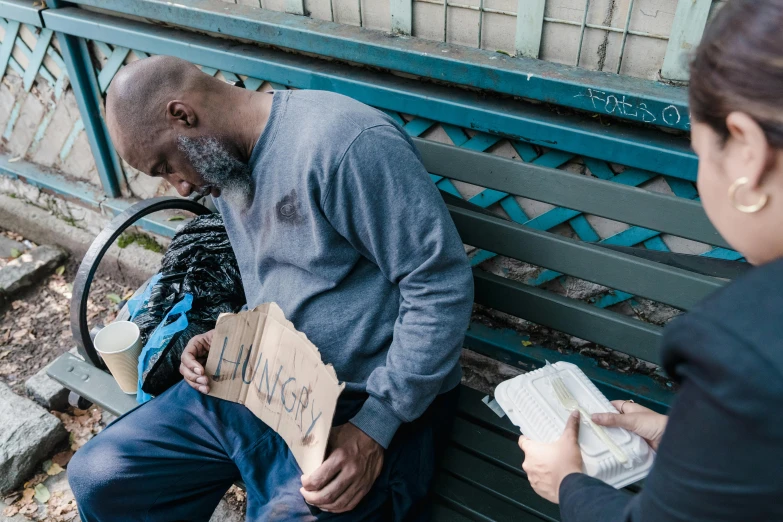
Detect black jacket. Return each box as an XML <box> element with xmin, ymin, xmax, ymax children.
<box><xmin>559</xmin><ymin>258</ymin><xmax>783</xmax><ymax>522</ymax></box>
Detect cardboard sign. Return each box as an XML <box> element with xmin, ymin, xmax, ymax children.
<box><xmin>204</xmin><ymin>303</ymin><xmax>344</xmax><ymax>475</ymax></box>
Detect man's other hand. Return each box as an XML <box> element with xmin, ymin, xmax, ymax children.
<box><xmin>300</xmin><ymin>423</ymin><xmax>384</xmax><ymax>513</ymax></box>
<box><xmin>179</xmin><ymin>329</ymin><xmax>214</xmax><ymax>394</ymax></box>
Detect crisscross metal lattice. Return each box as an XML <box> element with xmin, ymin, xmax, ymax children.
<box><xmin>0</xmin><ymin>19</ymin><xmax>80</xmax><ymax>161</ymax></box>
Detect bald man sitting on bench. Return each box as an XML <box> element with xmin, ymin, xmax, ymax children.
<box><xmin>67</xmin><ymin>55</ymin><xmax>473</xmax><ymax>522</ymax></box>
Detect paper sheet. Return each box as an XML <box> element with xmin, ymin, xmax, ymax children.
<box><xmin>204</xmin><ymin>303</ymin><xmax>344</xmax><ymax>475</ymax></box>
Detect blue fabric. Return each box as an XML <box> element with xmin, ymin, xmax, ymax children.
<box><xmin>213</xmin><ymin>90</ymin><xmax>473</xmax><ymax>448</ymax></box>
<box><xmin>126</xmin><ymin>273</ymin><xmax>162</xmax><ymax>321</ymax></box>
<box><xmin>68</xmin><ymin>381</ymin><xmax>458</xmax><ymax>522</ymax></box>
<box><xmin>135</xmin><ymin>294</ymin><xmax>193</xmax><ymax>404</ymax></box>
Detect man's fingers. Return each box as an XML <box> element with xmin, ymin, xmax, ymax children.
<box><xmin>180</xmin><ymin>351</ymin><xmax>205</xmax><ymax>376</ymax></box>
<box><xmin>300</xmin><ymin>470</ymin><xmax>351</xmax><ymax>508</ymax></box>
<box><xmin>179</xmin><ymin>363</ymin><xmax>209</xmax><ymax>393</ymax></box>
<box><xmin>179</xmin><ymin>363</ymin><xmax>208</xmax><ymax>386</ymax></box>
<box><xmin>317</xmin><ymin>480</ymin><xmax>365</xmax><ymax>513</ymax></box>
<box><xmin>562</xmin><ymin>410</ymin><xmax>580</xmax><ymax>441</ymax></box>
<box><xmin>302</xmin><ymin>454</ymin><xmax>342</xmax><ymax>491</ymax></box>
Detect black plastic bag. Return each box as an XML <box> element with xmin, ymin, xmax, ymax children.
<box><xmin>132</xmin><ymin>214</ymin><xmax>246</xmax><ymax>396</ymax></box>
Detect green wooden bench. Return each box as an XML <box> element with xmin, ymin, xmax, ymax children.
<box><xmin>47</xmin><ymin>137</ymin><xmax>735</xmax><ymax>521</ymax></box>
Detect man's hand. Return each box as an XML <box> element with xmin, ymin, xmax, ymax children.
<box><xmin>518</xmin><ymin>410</ymin><xmax>584</xmax><ymax>504</ymax></box>
<box><xmin>179</xmin><ymin>329</ymin><xmax>214</xmax><ymax>394</ymax></box>
<box><xmin>300</xmin><ymin>423</ymin><xmax>384</xmax><ymax>513</ymax></box>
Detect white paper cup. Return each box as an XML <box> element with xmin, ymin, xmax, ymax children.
<box><xmin>94</xmin><ymin>321</ymin><xmax>142</xmax><ymax>394</ymax></box>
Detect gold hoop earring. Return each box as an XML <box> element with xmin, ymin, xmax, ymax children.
<box><xmin>728</xmin><ymin>177</ymin><xmax>769</xmax><ymax>214</ymax></box>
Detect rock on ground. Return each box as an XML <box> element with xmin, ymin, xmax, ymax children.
<box><xmin>0</xmin><ymin>245</ymin><xmax>66</xmax><ymax>302</ymax></box>
<box><xmin>0</xmin><ymin>236</ymin><xmax>25</xmax><ymax>259</ymax></box>
<box><xmin>209</xmin><ymin>499</ymin><xmax>244</xmax><ymax>522</ymax></box>
<box><xmin>24</xmin><ymin>363</ymin><xmax>70</xmax><ymax>413</ymax></box>
<box><xmin>25</xmin><ymin>348</ymin><xmax>82</xmax><ymax>412</ymax></box>
<box><xmin>0</xmin><ymin>382</ymin><xmax>67</xmax><ymax>494</ymax></box>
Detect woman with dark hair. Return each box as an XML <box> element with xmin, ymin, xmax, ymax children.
<box><xmin>517</xmin><ymin>0</ymin><xmax>783</xmax><ymax>520</ymax></box>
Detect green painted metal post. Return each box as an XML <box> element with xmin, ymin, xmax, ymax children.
<box><xmin>46</xmin><ymin>0</ymin><xmax>123</xmax><ymax>197</ymax></box>
<box><xmin>391</xmin><ymin>0</ymin><xmax>412</xmax><ymax>35</ymax></box>
<box><xmin>284</xmin><ymin>0</ymin><xmax>305</xmax><ymax>16</ymax></box>
<box><xmin>661</xmin><ymin>0</ymin><xmax>712</xmax><ymax>81</ymax></box>
<box><xmin>514</xmin><ymin>0</ymin><xmax>545</xmax><ymax>58</ymax></box>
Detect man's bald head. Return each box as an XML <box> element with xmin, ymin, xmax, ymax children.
<box><xmin>105</xmin><ymin>55</ymin><xmax>255</xmax><ymax>206</ymax></box>
<box><xmin>106</xmin><ymin>55</ymin><xmax>211</xmax><ymax>147</ymax></box>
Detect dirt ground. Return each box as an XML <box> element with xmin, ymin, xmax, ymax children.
<box><xmin>1</xmin><ymin>227</ymin><xmax>248</xmax><ymax>521</ymax></box>
<box><xmin>0</xmin><ymin>229</ymin><xmax>133</xmax><ymax>395</ymax></box>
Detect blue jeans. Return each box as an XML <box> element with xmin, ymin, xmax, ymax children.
<box><xmin>68</xmin><ymin>381</ymin><xmax>458</xmax><ymax>521</ymax></box>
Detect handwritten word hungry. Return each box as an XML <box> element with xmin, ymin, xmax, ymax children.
<box><xmin>213</xmin><ymin>336</ymin><xmax>323</xmax><ymax>442</ymax></box>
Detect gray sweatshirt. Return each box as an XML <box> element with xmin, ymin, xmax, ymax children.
<box><xmin>215</xmin><ymin>90</ymin><xmax>473</xmax><ymax>448</ymax></box>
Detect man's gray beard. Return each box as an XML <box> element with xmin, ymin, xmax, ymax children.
<box><xmin>176</xmin><ymin>135</ymin><xmax>254</xmax><ymax>208</ymax></box>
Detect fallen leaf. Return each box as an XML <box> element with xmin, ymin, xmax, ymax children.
<box><xmin>167</xmin><ymin>216</ymin><xmax>185</xmax><ymax>221</ymax></box>
<box><xmin>24</xmin><ymin>473</ymin><xmax>47</xmax><ymax>489</ymax></box>
<box><xmin>34</xmin><ymin>483</ymin><xmax>50</xmax><ymax>503</ymax></box>
<box><xmin>10</xmin><ymin>248</ymin><xmax>21</xmax><ymax>258</ymax></box>
<box><xmin>20</xmin><ymin>503</ymin><xmax>37</xmax><ymax>515</ymax></box>
<box><xmin>0</xmin><ymin>350</ymin><xmax>10</xmax><ymax>360</ymax></box>
<box><xmin>11</xmin><ymin>300</ymin><xmax>23</xmax><ymax>310</ymax></box>
<box><xmin>45</xmin><ymin>462</ymin><xmax>64</xmax><ymax>476</ymax></box>
<box><xmin>495</xmin><ymin>49</ymin><xmax>513</xmax><ymax>57</ymax></box>
<box><xmin>52</xmin><ymin>451</ymin><xmax>74</xmax><ymax>468</ymax></box>
<box><xmin>106</xmin><ymin>293</ymin><xmax>121</xmax><ymax>305</ymax></box>
<box><xmin>2</xmin><ymin>506</ymin><xmax>19</xmax><ymax>517</ymax></box>
<box><xmin>12</xmin><ymin>328</ymin><xmax>29</xmax><ymax>339</ymax></box>
<box><xmin>0</xmin><ymin>363</ymin><xmax>19</xmax><ymax>375</ymax></box>
<box><xmin>3</xmin><ymin>492</ymin><xmax>20</xmax><ymax>504</ymax></box>
<box><xmin>55</xmin><ymin>265</ymin><xmax>65</xmax><ymax>276</ymax></box>
<box><xmin>22</xmin><ymin>488</ymin><xmax>35</xmax><ymax>504</ymax></box>
<box><xmin>8</xmin><ymin>156</ymin><xmax>21</xmax><ymax>163</ymax></box>
<box><xmin>521</xmin><ymin>340</ymin><xmax>533</xmax><ymax>347</ymax></box>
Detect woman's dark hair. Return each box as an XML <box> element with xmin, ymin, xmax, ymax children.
<box><xmin>689</xmin><ymin>0</ymin><xmax>783</xmax><ymax>147</ymax></box>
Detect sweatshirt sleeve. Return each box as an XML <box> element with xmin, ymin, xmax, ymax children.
<box><xmin>321</xmin><ymin>124</ymin><xmax>474</xmax><ymax>448</ymax></box>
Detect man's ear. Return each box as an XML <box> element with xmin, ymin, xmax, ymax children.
<box><xmin>166</xmin><ymin>100</ymin><xmax>197</xmax><ymax>129</ymax></box>
<box><xmin>725</xmin><ymin>111</ymin><xmax>773</xmax><ymax>189</ymax></box>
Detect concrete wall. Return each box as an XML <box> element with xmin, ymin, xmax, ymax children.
<box><xmin>224</xmin><ymin>0</ymin><xmax>721</xmax><ymax>81</ymax></box>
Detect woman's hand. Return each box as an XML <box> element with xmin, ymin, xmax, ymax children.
<box><xmin>591</xmin><ymin>401</ymin><xmax>668</xmax><ymax>450</ymax></box>
<box><xmin>518</xmin><ymin>410</ymin><xmax>583</xmax><ymax>504</ymax></box>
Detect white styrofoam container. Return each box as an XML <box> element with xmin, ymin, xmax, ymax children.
<box><xmin>494</xmin><ymin>361</ymin><xmax>655</xmax><ymax>489</ymax></box>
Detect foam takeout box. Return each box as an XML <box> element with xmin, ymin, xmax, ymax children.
<box><xmin>494</xmin><ymin>361</ymin><xmax>655</xmax><ymax>488</ymax></box>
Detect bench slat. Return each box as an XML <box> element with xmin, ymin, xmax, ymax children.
<box><xmin>450</xmin><ymin>419</ymin><xmax>522</xmax><ymax>477</ymax></box>
<box><xmin>421</xmin><ymin>140</ymin><xmax>727</xmax><ymax>249</ymax></box>
<box><xmin>463</xmin><ymin>322</ymin><xmax>673</xmax><ymax>413</ymax></box>
<box><xmin>450</xmin><ymin>205</ymin><xmax>723</xmax><ymax>311</ymax></box>
<box><xmin>474</xmin><ymin>270</ymin><xmax>662</xmax><ymax>363</ymax></box>
<box><xmin>47</xmin><ymin>353</ymin><xmax>137</xmax><ymax>416</ymax></box>
<box><xmin>457</xmin><ymin>386</ymin><xmax>521</xmax><ymax>438</ymax></box>
<box><xmin>432</xmin><ymin>501</ymin><xmax>476</xmax><ymax>522</ymax></box>
<box><xmin>434</xmin><ymin>472</ymin><xmax>553</xmax><ymax>522</ymax></box>
<box><xmin>442</xmin><ymin>445</ymin><xmax>561</xmax><ymax>521</ymax></box>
